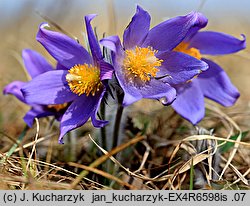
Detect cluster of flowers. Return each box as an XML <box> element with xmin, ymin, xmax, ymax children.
<box><xmin>4</xmin><ymin>6</ymin><xmax>246</xmax><ymax>144</ymax></box>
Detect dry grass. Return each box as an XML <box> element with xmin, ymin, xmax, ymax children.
<box><xmin>1</xmin><ymin>101</ymin><xmax>250</xmax><ymax>190</ymax></box>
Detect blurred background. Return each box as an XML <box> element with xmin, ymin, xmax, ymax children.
<box><xmin>0</xmin><ymin>0</ymin><xmax>250</xmax><ymax>132</ymax></box>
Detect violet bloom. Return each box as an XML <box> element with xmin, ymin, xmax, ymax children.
<box><xmin>22</xmin><ymin>15</ymin><xmax>113</xmax><ymax>143</ymax></box>
<box><xmin>100</xmin><ymin>6</ymin><xmax>208</xmax><ymax>106</ymax></box>
<box><xmin>171</xmin><ymin>20</ymin><xmax>246</xmax><ymax>124</ymax></box>
<box><xmin>3</xmin><ymin>49</ymin><xmax>68</xmax><ymax>127</ymax></box>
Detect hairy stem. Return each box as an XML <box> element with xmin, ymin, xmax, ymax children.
<box><xmin>100</xmin><ymin>100</ymin><xmax>107</xmax><ymax>150</ymax></box>
<box><xmin>112</xmin><ymin>103</ymin><xmax>124</xmax><ymax>149</ymax></box>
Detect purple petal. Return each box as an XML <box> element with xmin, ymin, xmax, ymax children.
<box><xmin>3</xmin><ymin>81</ymin><xmax>26</xmax><ymax>102</ymax></box>
<box><xmin>189</xmin><ymin>31</ymin><xmax>246</xmax><ymax>55</ymax></box>
<box><xmin>23</xmin><ymin>106</ymin><xmax>54</xmax><ymax>127</ymax></box>
<box><xmin>22</xmin><ymin>49</ymin><xmax>54</xmax><ymax>78</ymax></box>
<box><xmin>100</xmin><ymin>35</ymin><xmax>124</xmax><ymax>58</ymax></box>
<box><xmin>123</xmin><ymin>5</ymin><xmax>151</xmax><ymax>49</ymax></box>
<box><xmin>139</xmin><ymin>79</ymin><xmax>176</xmax><ymax>105</ymax></box>
<box><xmin>56</xmin><ymin>62</ymin><xmax>68</xmax><ymax>70</ymax></box>
<box><xmin>85</xmin><ymin>14</ymin><xmax>103</xmax><ymax>62</ymax></box>
<box><xmin>183</xmin><ymin>14</ymin><xmax>208</xmax><ymax>42</ymax></box>
<box><xmin>112</xmin><ymin>60</ymin><xmax>142</xmax><ymax>106</ymax></box>
<box><xmin>156</xmin><ymin>51</ymin><xmax>208</xmax><ymax>85</ymax></box>
<box><xmin>37</xmin><ymin>23</ymin><xmax>92</xmax><ymax>68</ymax></box>
<box><xmin>21</xmin><ymin>70</ymin><xmax>76</xmax><ymax>105</ymax></box>
<box><xmin>197</xmin><ymin>58</ymin><xmax>240</xmax><ymax>106</ymax></box>
<box><xmin>91</xmin><ymin>90</ymin><xmax>109</xmax><ymax>127</ymax></box>
<box><xmin>102</xmin><ymin>35</ymin><xmax>177</xmax><ymax>106</ymax></box>
<box><xmin>91</xmin><ymin>114</ymin><xmax>109</xmax><ymax>128</ymax></box>
<box><xmin>58</xmin><ymin>94</ymin><xmax>100</xmax><ymax>143</ymax></box>
<box><xmin>121</xmin><ymin>83</ymin><xmax>142</xmax><ymax>107</ymax></box>
<box><xmin>172</xmin><ymin>82</ymin><xmax>205</xmax><ymax>124</ymax></box>
<box><xmin>115</xmin><ymin>64</ymin><xmax>176</xmax><ymax>106</ymax></box>
<box><xmin>99</xmin><ymin>60</ymin><xmax>114</xmax><ymax>80</ymax></box>
<box><xmin>142</xmin><ymin>11</ymin><xmax>208</xmax><ymax>51</ymax></box>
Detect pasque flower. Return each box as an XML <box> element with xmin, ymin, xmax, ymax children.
<box><xmin>100</xmin><ymin>6</ymin><xmax>208</xmax><ymax>106</ymax></box>
<box><xmin>22</xmin><ymin>14</ymin><xmax>113</xmax><ymax>143</ymax></box>
<box><xmin>171</xmin><ymin>20</ymin><xmax>246</xmax><ymax>124</ymax></box>
<box><xmin>3</xmin><ymin>49</ymin><xmax>68</xmax><ymax>127</ymax></box>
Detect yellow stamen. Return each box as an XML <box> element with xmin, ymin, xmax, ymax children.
<box><xmin>123</xmin><ymin>46</ymin><xmax>163</xmax><ymax>82</ymax></box>
<box><xmin>47</xmin><ymin>103</ymin><xmax>68</xmax><ymax>112</ymax></box>
<box><xmin>186</xmin><ymin>74</ymin><xmax>199</xmax><ymax>83</ymax></box>
<box><xmin>174</xmin><ymin>42</ymin><xmax>201</xmax><ymax>60</ymax></box>
<box><xmin>66</xmin><ymin>64</ymin><xmax>102</xmax><ymax>96</ymax></box>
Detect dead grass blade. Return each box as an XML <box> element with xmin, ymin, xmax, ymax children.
<box><xmin>87</xmin><ymin>135</ymin><xmax>173</xmax><ymax>182</ymax></box>
<box><xmin>224</xmin><ymin>168</ymin><xmax>250</xmax><ymax>189</ymax></box>
<box><xmin>206</xmin><ymin>104</ymin><xmax>243</xmax><ymax>180</ymax></box>
<box><xmin>220</xmin><ymin>155</ymin><xmax>248</xmax><ymax>185</ymax></box>
<box><xmin>0</xmin><ymin>174</ymin><xmax>80</xmax><ymax>190</ymax></box>
<box><xmin>179</xmin><ymin>153</ymin><xmax>210</xmax><ymax>174</ymax></box>
<box><xmin>68</xmin><ymin>162</ymin><xmax>137</xmax><ymax>190</ymax></box>
<box><xmin>182</xmin><ymin>135</ymin><xmax>250</xmax><ymax>147</ymax></box>
<box><xmin>26</xmin><ymin>118</ymin><xmax>39</xmax><ymax>171</ymax></box>
<box><xmin>134</xmin><ymin>141</ymin><xmax>151</xmax><ymax>173</ymax></box>
<box><xmin>69</xmin><ymin>134</ymin><xmax>145</xmax><ymax>189</ymax></box>
<box><xmin>168</xmin><ymin>137</ymin><xmax>219</xmax><ymax>188</ymax></box>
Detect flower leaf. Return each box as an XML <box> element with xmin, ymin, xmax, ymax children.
<box><xmin>219</xmin><ymin>131</ymin><xmax>249</xmax><ymax>153</ymax></box>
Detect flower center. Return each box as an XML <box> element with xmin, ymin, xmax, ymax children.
<box><xmin>66</xmin><ymin>64</ymin><xmax>102</xmax><ymax>96</ymax></box>
<box><xmin>47</xmin><ymin>103</ymin><xmax>68</xmax><ymax>112</ymax></box>
<box><xmin>123</xmin><ymin>46</ymin><xmax>163</xmax><ymax>82</ymax></box>
<box><xmin>174</xmin><ymin>42</ymin><xmax>201</xmax><ymax>60</ymax></box>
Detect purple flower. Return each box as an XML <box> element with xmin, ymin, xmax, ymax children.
<box><xmin>171</xmin><ymin>22</ymin><xmax>246</xmax><ymax>124</ymax></box>
<box><xmin>3</xmin><ymin>49</ymin><xmax>68</xmax><ymax>127</ymax></box>
<box><xmin>100</xmin><ymin>6</ymin><xmax>208</xmax><ymax>106</ymax></box>
<box><xmin>21</xmin><ymin>14</ymin><xmax>113</xmax><ymax>143</ymax></box>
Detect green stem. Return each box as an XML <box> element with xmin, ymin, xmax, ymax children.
<box><xmin>112</xmin><ymin>104</ymin><xmax>124</xmax><ymax>149</ymax></box>
<box><xmin>65</xmin><ymin>131</ymin><xmax>76</xmax><ymax>162</ymax></box>
<box><xmin>5</xmin><ymin>125</ymin><xmax>28</xmax><ymax>158</ymax></box>
<box><xmin>189</xmin><ymin>157</ymin><xmax>194</xmax><ymax>190</ymax></box>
